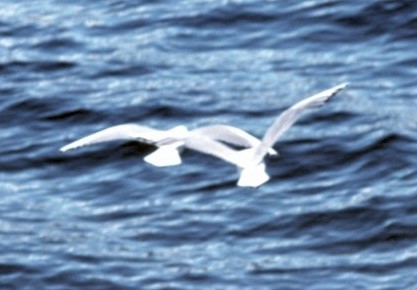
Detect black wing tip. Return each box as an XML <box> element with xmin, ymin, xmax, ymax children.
<box><xmin>335</xmin><ymin>82</ymin><xmax>349</xmax><ymax>91</ymax></box>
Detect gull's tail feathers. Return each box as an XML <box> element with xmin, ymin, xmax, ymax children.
<box><xmin>144</xmin><ymin>146</ymin><xmax>182</xmax><ymax>167</ymax></box>
<box><xmin>233</xmin><ymin>148</ymin><xmax>269</xmax><ymax>187</ymax></box>
<box><xmin>237</xmin><ymin>162</ymin><xmax>270</xmax><ymax>188</ymax></box>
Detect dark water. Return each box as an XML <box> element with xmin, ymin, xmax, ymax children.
<box><xmin>1</xmin><ymin>1</ymin><xmax>417</xmax><ymax>289</ymax></box>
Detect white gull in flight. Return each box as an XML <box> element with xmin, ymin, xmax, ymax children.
<box><xmin>60</xmin><ymin>124</ymin><xmax>277</xmax><ymax>167</ymax></box>
<box><xmin>61</xmin><ymin>83</ymin><xmax>347</xmax><ymax>187</ymax></box>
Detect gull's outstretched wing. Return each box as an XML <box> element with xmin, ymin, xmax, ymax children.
<box><xmin>185</xmin><ymin>134</ymin><xmax>271</xmax><ymax>187</ymax></box>
<box><xmin>184</xmin><ymin>133</ymin><xmax>243</xmax><ymax>167</ymax></box>
<box><xmin>192</xmin><ymin>124</ymin><xmax>277</xmax><ymax>155</ymax></box>
<box><xmin>60</xmin><ymin>124</ymin><xmax>167</xmax><ymax>152</ymax></box>
<box><xmin>253</xmin><ymin>83</ymin><xmax>348</xmax><ymax>163</ymax></box>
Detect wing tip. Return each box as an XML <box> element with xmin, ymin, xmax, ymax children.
<box><xmin>334</xmin><ymin>82</ymin><xmax>349</xmax><ymax>92</ymax></box>
<box><xmin>60</xmin><ymin>145</ymin><xmax>71</xmax><ymax>152</ymax></box>
<box><xmin>60</xmin><ymin>142</ymin><xmax>83</xmax><ymax>152</ymax></box>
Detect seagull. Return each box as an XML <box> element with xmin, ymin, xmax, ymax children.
<box><xmin>180</xmin><ymin>83</ymin><xmax>348</xmax><ymax>187</ymax></box>
<box><xmin>60</xmin><ymin>124</ymin><xmax>277</xmax><ymax>167</ymax></box>
<box><xmin>61</xmin><ymin>83</ymin><xmax>347</xmax><ymax>187</ymax></box>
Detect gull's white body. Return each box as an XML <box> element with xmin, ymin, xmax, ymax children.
<box><xmin>61</xmin><ymin>83</ymin><xmax>347</xmax><ymax>187</ymax></box>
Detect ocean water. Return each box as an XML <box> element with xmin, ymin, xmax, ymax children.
<box><xmin>1</xmin><ymin>1</ymin><xmax>417</xmax><ymax>289</ymax></box>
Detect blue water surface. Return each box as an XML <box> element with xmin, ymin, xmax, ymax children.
<box><xmin>1</xmin><ymin>1</ymin><xmax>417</xmax><ymax>289</ymax></box>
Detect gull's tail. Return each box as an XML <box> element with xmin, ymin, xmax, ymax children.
<box><xmin>143</xmin><ymin>126</ymin><xmax>188</xmax><ymax>167</ymax></box>
<box><xmin>237</xmin><ymin>162</ymin><xmax>270</xmax><ymax>188</ymax></box>
<box><xmin>144</xmin><ymin>146</ymin><xmax>182</xmax><ymax>167</ymax></box>
<box><xmin>233</xmin><ymin>148</ymin><xmax>270</xmax><ymax>187</ymax></box>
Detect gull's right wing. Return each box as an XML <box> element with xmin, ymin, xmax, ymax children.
<box><xmin>253</xmin><ymin>83</ymin><xmax>348</xmax><ymax>164</ymax></box>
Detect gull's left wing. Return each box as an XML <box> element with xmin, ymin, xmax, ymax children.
<box><xmin>60</xmin><ymin>124</ymin><xmax>167</xmax><ymax>152</ymax></box>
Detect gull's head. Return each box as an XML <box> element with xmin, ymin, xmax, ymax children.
<box><xmin>156</xmin><ymin>125</ymin><xmax>188</xmax><ymax>147</ymax></box>
<box><xmin>169</xmin><ymin>125</ymin><xmax>188</xmax><ymax>138</ymax></box>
